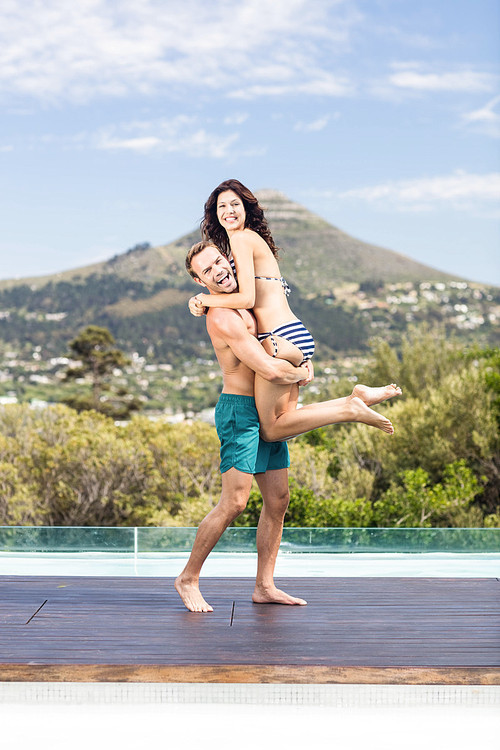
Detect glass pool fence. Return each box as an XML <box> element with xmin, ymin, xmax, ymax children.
<box><xmin>0</xmin><ymin>526</ymin><xmax>498</xmax><ymax>555</ymax></box>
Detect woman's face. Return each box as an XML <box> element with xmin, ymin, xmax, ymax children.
<box><xmin>216</xmin><ymin>190</ymin><xmax>246</xmax><ymax>233</ymax></box>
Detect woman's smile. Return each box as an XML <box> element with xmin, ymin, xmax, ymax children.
<box><xmin>216</xmin><ymin>190</ymin><xmax>246</xmax><ymax>233</ymax></box>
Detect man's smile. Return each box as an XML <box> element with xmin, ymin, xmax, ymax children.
<box><xmin>215</xmin><ymin>270</ymin><xmax>233</xmax><ymax>288</ymax></box>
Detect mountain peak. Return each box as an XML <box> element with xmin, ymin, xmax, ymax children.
<box><xmin>255</xmin><ymin>189</ymin><xmax>320</xmax><ymax>224</ymax></box>
<box><xmin>252</xmin><ymin>189</ymin><xmax>458</xmax><ymax>287</ymax></box>
<box><xmin>254</xmin><ymin>189</ymin><xmax>288</xmax><ymax>201</ymax></box>
<box><xmin>0</xmin><ymin>188</ymin><xmax>459</xmax><ymax>293</ymax></box>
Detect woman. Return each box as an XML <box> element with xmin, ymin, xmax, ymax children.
<box><xmin>189</xmin><ymin>179</ymin><xmax>400</xmax><ymax>441</ymax></box>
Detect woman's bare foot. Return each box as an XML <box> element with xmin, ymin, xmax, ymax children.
<box><xmin>349</xmin><ymin>396</ymin><xmax>394</xmax><ymax>434</ymax></box>
<box><xmin>352</xmin><ymin>383</ymin><xmax>402</xmax><ymax>406</ymax></box>
<box><xmin>175</xmin><ymin>575</ymin><xmax>213</xmax><ymax>613</ymax></box>
<box><xmin>252</xmin><ymin>583</ymin><xmax>307</xmax><ymax>605</ymax></box>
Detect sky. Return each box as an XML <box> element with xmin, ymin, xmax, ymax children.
<box><xmin>0</xmin><ymin>0</ymin><xmax>499</xmax><ymax>285</ymax></box>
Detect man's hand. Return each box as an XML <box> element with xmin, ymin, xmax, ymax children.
<box><xmin>297</xmin><ymin>360</ymin><xmax>314</xmax><ymax>387</ymax></box>
<box><xmin>188</xmin><ymin>295</ymin><xmax>208</xmax><ymax>317</ymax></box>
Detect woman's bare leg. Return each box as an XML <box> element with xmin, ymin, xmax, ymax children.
<box><xmin>261</xmin><ymin>335</ymin><xmax>304</xmax><ymax>366</ymax></box>
<box><xmin>254</xmin><ymin>375</ymin><xmax>395</xmax><ymax>442</ymax></box>
<box><xmin>296</xmin><ymin>384</ymin><xmax>402</xmax><ymax>414</ymax></box>
<box><xmin>352</xmin><ymin>383</ymin><xmax>402</xmax><ymax>405</ymax></box>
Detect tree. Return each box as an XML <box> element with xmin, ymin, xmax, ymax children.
<box><xmin>62</xmin><ymin>325</ymin><xmax>140</xmax><ymax>419</ymax></box>
<box><xmin>373</xmin><ymin>461</ymin><xmax>482</xmax><ymax>527</ymax></box>
<box><xmin>0</xmin><ymin>405</ymin><xmax>220</xmax><ymax>527</ymax></box>
<box><xmin>359</xmin><ymin>329</ymin><xmax>499</xmax><ymax>513</ymax></box>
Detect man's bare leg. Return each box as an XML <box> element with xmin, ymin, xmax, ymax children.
<box><xmin>252</xmin><ymin>468</ymin><xmax>307</xmax><ymax>606</ymax></box>
<box><xmin>255</xmin><ymin>377</ymin><xmax>396</xmax><ymax>442</ymax></box>
<box><xmin>175</xmin><ymin>468</ymin><xmax>254</xmax><ymax>612</ymax></box>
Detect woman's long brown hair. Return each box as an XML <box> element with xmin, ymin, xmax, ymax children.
<box><xmin>201</xmin><ymin>179</ymin><xmax>279</xmax><ymax>259</ymax></box>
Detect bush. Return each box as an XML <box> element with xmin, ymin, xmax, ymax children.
<box><xmin>373</xmin><ymin>460</ymin><xmax>482</xmax><ymax>527</ymax></box>
<box><xmin>0</xmin><ymin>329</ymin><xmax>498</xmax><ymax>528</ymax></box>
<box><xmin>0</xmin><ymin>405</ymin><xmax>220</xmax><ymax>526</ymax></box>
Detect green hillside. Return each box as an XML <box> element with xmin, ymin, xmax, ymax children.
<box><xmin>0</xmin><ymin>191</ymin><xmax>496</xmax><ymax>369</ymax></box>
<box><xmin>258</xmin><ymin>190</ymin><xmax>456</xmax><ymax>288</ymax></box>
<box><xmin>0</xmin><ymin>190</ymin><xmax>456</xmax><ymax>294</ymax></box>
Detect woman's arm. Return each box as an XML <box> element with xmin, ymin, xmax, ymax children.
<box><xmin>193</xmin><ymin>233</ymin><xmax>257</xmax><ymax>310</ymax></box>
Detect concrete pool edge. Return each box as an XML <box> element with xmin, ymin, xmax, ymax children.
<box><xmin>1</xmin><ymin>682</ymin><xmax>499</xmax><ymax>706</ymax></box>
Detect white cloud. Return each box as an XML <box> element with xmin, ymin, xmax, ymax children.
<box><xmin>0</xmin><ymin>0</ymin><xmax>358</xmax><ymax>103</ymax></box>
<box><xmin>294</xmin><ymin>114</ymin><xmax>334</xmax><ymax>132</ymax></box>
<box><xmin>230</xmin><ymin>74</ymin><xmax>352</xmax><ymax>99</ymax></box>
<box><xmin>367</xmin><ymin>62</ymin><xmax>498</xmax><ymax>102</ymax></box>
<box><xmin>339</xmin><ymin>170</ymin><xmax>500</xmax><ymax>215</ymax></box>
<box><xmin>223</xmin><ymin>113</ymin><xmax>249</xmax><ymax>126</ymax></box>
<box><xmin>92</xmin><ymin>116</ymin><xmax>240</xmax><ymax>158</ymax></box>
<box><xmin>462</xmin><ymin>94</ymin><xmax>500</xmax><ymax>138</ymax></box>
<box><xmin>16</xmin><ymin>112</ymin><xmax>257</xmax><ymax>159</ymax></box>
<box><xmin>389</xmin><ymin>68</ymin><xmax>496</xmax><ymax>93</ymax></box>
<box><xmin>96</xmin><ymin>135</ymin><xmax>163</xmax><ymax>153</ymax></box>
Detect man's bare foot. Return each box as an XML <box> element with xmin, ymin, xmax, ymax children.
<box><xmin>349</xmin><ymin>396</ymin><xmax>394</xmax><ymax>434</ymax></box>
<box><xmin>252</xmin><ymin>584</ymin><xmax>307</xmax><ymax>606</ymax></box>
<box><xmin>352</xmin><ymin>383</ymin><xmax>402</xmax><ymax>406</ymax></box>
<box><xmin>175</xmin><ymin>575</ymin><xmax>213</xmax><ymax>613</ymax></box>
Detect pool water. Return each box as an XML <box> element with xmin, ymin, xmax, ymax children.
<box><xmin>1</xmin><ymin>527</ymin><xmax>499</xmax><ymax>577</ymax></box>
<box><xmin>1</xmin><ymin>551</ymin><xmax>499</xmax><ymax>577</ymax></box>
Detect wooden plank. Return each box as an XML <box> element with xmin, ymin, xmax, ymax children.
<box><xmin>0</xmin><ymin>576</ymin><xmax>498</xmax><ymax>684</ymax></box>
<box><xmin>0</xmin><ymin>664</ymin><xmax>498</xmax><ymax>685</ymax></box>
<box><xmin>0</xmin><ymin>600</ymin><xmax>47</xmax><ymax>626</ymax></box>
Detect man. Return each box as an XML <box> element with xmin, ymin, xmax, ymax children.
<box><xmin>175</xmin><ymin>241</ymin><xmax>312</xmax><ymax>613</ymax></box>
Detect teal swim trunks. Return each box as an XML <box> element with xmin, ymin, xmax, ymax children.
<box><xmin>214</xmin><ymin>393</ymin><xmax>289</xmax><ymax>475</ymax></box>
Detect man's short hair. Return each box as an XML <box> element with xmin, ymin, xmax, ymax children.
<box><xmin>185</xmin><ymin>240</ymin><xmax>219</xmax><ymax>279</ymax></box>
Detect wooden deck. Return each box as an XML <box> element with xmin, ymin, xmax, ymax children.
<box><xmin>0</xmin><ymin>576</ymin><xmax>499</xmax><ymax>684</ymax></box>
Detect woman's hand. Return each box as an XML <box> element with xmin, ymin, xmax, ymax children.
<box><xmin>188</xmin><ymin>295</ymin><xmax>208</xmax><ymax>317</ymax></box>
<box><xmin>298</xmin><ymin>360</ymin><xmax>314</xmax><ymax>387</ymax></box>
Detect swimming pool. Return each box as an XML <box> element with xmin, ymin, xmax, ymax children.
<box><xmin>2</xmin><ymin>527</ymin><xmax>499</xmax><ymax>748</ymax></box>
<box><xmin>1</xmin><ymin>526</ymin><xmax>498</xmax><ymax>577</ymax></box>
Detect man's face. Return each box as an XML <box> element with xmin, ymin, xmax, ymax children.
<box><xmin>192</xmin><ymin>246</ymin><xmax>237</xmax><ymax>294</ymax></box>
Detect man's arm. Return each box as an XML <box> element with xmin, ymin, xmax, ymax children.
<box><xmin>208</xmin><ymin>309</ymin><xmax>309</xmax><ymax>384</ymax></box>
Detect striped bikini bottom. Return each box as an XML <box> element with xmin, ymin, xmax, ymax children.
<box><xmin>257</xmin><ymin>319</ymin><xmax>315</xmax><ymax>363</ymax></box>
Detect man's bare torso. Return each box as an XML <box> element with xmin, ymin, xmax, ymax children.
<box><xmin>206</xmin><ymin>307</ymin><xmax>257</xmax><ymax>397</ymax></box>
